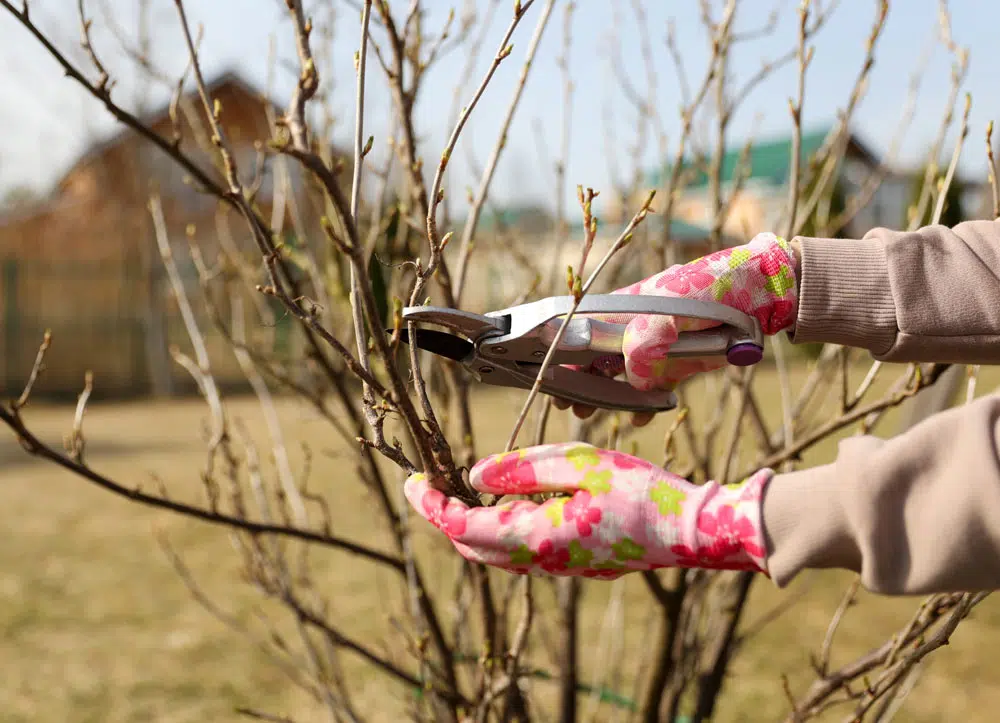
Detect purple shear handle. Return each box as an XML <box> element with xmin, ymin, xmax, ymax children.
<box><xmin>727</xmin><ymin>341</ymin><xmax>765</xmax><ymax>366</ymax></box>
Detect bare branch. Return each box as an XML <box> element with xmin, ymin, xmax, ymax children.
<box><xmin>505</xmin><ymin>190</ymin><xmax>657</xmax><ymax>451</ymax></box>
<box><xmin>452</xmin><ymin>0</ymin><xmax>556</xmax><ymax>302</ymax></box>
<box><xmin>13</xmin><ymin>330</ymin><xmax>51</xmax><ymax>411</ymax></box>
<box><xmin>988</xmin><ymin>121</ymin><xmax>1000</xmax><ymax>218</ymax></box>
<box><xmin>0</xmin><ymin>404</ymin><xmax>404</xmax><ymax>568</ymax></box>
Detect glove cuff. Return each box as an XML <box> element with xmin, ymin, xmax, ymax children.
<box><xmin>666</xmin><ymin>469</ymin><xmax>775</xmax><ymax>574</ymax></box>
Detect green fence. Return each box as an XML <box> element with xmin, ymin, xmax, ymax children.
<box><xmin>0</xmin><ymin>257</ymin><xmax>292</xmax><ymax>400</ymax></box>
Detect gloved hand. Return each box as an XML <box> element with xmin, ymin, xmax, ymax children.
<box><xmin>404</xmin><ymin>442</ymin><xmax>772</xmax><ymax>578</ymax></box>
<box><xmin>553</xmin><ymin>232</ymin><xmax>800</xmax><ymax>421</ymax></box>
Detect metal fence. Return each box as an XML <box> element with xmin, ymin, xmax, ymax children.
<box><xmin>0</xmin><ymin>257</ymin><xmax>292</xmax><ymax>399</ymax></box>
<box><xmin>0</xmin><ymin>234</ymin><xmax>783</xmax><ymax>400</ymax></box>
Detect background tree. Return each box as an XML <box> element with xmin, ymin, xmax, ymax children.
<box><xmin>905</xmin><ymin>157</ymin><xmax>965</xmax><ymax>228</ymax></box>
<box><xmin>1</xmin><ymin>1</ymin><xmax>999</xmax><ymax>722</ymax></box>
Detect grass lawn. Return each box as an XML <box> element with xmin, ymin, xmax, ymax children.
<box><xmin>1</xmin><ymin>360</ymin><xmax>998</xmax><ymax>722</ymax></box>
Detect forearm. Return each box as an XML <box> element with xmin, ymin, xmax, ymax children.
<box><xmin>761</xmin><ymin>392</ymin><xmax>1000</xmax><ymax>595</ymax></box>
<box><xmin>787</xmin><ymin>219</ymin><xmax>1000</xmax><ymax>364</ymax></box>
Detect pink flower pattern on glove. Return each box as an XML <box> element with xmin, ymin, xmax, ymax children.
<box><xmin>403</xmin><ymin>442</ymin><xmax>773</xmax><ymax>579</ymax></box>
<box><xmin>580</xmin><ymin>232</ymin><xmax>799</xmax><ymax>392</ymax></box>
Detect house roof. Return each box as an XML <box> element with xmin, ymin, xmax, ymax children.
<box><xmin>53</xmin><ymin>69</ymin><xmax>278</xmax><ymax>193</ymax></box>
<box><xmin>646</xmin><ymin>125</ymin><xmax>883</xmax><ymax>191</ymax></box>
<box><xmin>469</xmin><ymin>202</ymin><xmax>717</xmax><ymax>240</ymax></box>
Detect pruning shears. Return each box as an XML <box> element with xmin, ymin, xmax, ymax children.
<box><xmin>394</xmin><ymin>295</ymin><xmax>764</xmax><ymax>413</ymax></box>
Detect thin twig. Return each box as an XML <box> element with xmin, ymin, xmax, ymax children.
<box><xmin>425</xmin><ymin>0</ymin><xmax>537</xmax><ymax>253</ymax></box>
<box><xmin>13</xmin><ymin>330</ymin><xmax>51</xmax><ymax>410</ymax></box>
<box><xmin>505</xmin><ymin>190</ymin><xmax>656</xmax><ymax>451</ymax></box>
<box><xmin>0</xmin><ymin>404</ymin><xmax>404</xmax><ymax>569</ymax></box>
<box><xmin>987</xmin><ymin>121</ymin><xmax>1000</xmax><ymax>218</ymax></box>
<box><xmin>148</xmin><ymin>195</ymin><xmax>226</xmax><ymax>456</ymax></box>
<box><xmin>64</xmin><ymin>370</ymin><xmax>94</xmax><ymax>463</ymax></box>
<box><xmin>452</xmin><ymin>0</ymin><xmax>556</xmax><ymax>302</ymax></box>
<box><xmin>932</xmin><ymin>92</ymin><xmax>971</xmax><ymax>224</ymax></box>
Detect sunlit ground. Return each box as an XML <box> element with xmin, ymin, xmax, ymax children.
<box><xmin>2</xmin><ymin>362</ymin><xmax>999</xmax><ymax>722</ymax></box>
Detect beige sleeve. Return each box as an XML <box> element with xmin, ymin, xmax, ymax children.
<box><xmin>761</xmin><ymin>219</ymin><xmax>1000</xmax><ymax>595</ymax></box>
<box><xmin>762</xmin><ymin>392</ymin><xmax>1000</xmax><ymax>595</ymax></box>
<box><xmin>789</xmin><ymin>219</ymin><xmax>1000</xmax><ymax>363</ymax></box>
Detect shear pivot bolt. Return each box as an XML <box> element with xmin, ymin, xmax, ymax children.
<box><xmin>532</xmin><ymin>350</ymin><xmax>544</xmax><ymax>358</ymax></box>
<box><xmin>480</xmin><ymin>366</ymin><xmax>494</xmax><ymax>374</ymax></box>
<box><xmin>491</xmin><ymin>346</ymin><xmax>507</xmax><ymax>354</ymax></box>
<box><xmin>726</xmin><ymin>342</ymin><xmax>764</xmax><ymax>366</ymax></box>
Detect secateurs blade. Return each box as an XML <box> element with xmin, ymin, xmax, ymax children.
<box><xmin>393</xmin><ymin>295</ymin><xmax>765</xmax><ymax>413</ymax></box>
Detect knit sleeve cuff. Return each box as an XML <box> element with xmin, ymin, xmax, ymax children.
<box><xmin>760</xmin><ymin>465</ymin><xmax>862</xmax><ymax>587</ymax></box>
<box><xmin>787</xmin><ymin>236</ymin><xmax>898</xmax><ymax>356</ymax></box>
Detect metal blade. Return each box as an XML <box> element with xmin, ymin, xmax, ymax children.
<box><xmin>390</xmin><ymin>327</ymin><xmax>474</xmax><ymax>362</ymax></box>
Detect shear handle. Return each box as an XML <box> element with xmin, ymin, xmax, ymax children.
<box><xmin>539</xmin><ymin>317</ymin><xmax>748</xmax><ymax>358</ymax></box>
<box><xmin>479</xmin><ymin>295</ymin><xmax>764</xmax><ymax>367</ymax></box>
<box><xmin>468</xmin><ymin>357</ymin><xmax>680</xmax><ymax>413</ymax></box>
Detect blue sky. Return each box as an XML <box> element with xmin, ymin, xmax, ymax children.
<box><xmin>2</xmin><ymin>0</ymin><xmax>998</xmax><ymax>220</ymax></box>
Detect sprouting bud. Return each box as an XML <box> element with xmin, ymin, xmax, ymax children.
<box><xmin>362</xmin><ymin>135</ymin><xmax>374</xmax><ymax>157</ymax></box>
<box><xmin>498</xmin><ymin>44</ymin><xmax>513</xmax><ymax>61</ymax></box>
<box><xmin>440</xmin><ymin>231</ymin><xmax>454</xmax><ymax>250</ymax></box>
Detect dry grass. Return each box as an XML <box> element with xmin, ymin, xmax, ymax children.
<box><xmin>2</xmin><ymin>361</ymin><xmax>999</xmax><ymax>722</ymax></box>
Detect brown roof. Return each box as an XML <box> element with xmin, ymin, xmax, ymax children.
<box><xmin>53</xmin><ymin>69</ymin><xmax>277</xmax><ymax>192</ymax></box>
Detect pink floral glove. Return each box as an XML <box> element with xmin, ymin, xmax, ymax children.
<box><xmin>572</xmin><ymin>232</ymin><xmax>799</xmax><ymax>394</ymax></box>
<box><xmin>403</xmin><ymin>442</ymin><xmax>772</xmax><ymax>579</ymax></box>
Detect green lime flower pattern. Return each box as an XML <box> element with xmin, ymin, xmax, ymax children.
<box><xmin>593</xmin><ymin>560</ymin><xmax>626</xmax><ymax>571</ymax></box>
<box><xmin>545</xmin><ymin>497</ymin><xmax>568</xmax><ymax>527</ymax></box>
<box><xmin>727</xmin><ymin>247</ymin><xmax>751</xmax><ymax>268</ymax></box>
<box><xmin>509</xmin><ymin>544</ymin><xmax>536</xmax><ymax>566</ymax></box>
<box><xmin>710</xmin><ymin>274</ymin><xmax>733</xmax><ymax>302</ymax></box>
<box><xmin>567</xmin><ymin>540</ymin><xmax>593</xmax><ymax>568</ymax></box>
<box><xmin>580</xmin><ymin>470</ymin><xmax>613</xmax><ymax>495</ymax></box>
<box><xmin>723</xmin><ymin>477</ymin><xmax>747</xmax><ymax>491</ymax></box>
<box><xmin>406</xmin><ymin>438</ymin><xmax>774</xmax><ymax>579</ymax></box>
<box><xmin>650</xmin><ymin>482</ymin><xmax>687</xmax><ymax>516</ymax></box>
<box><xmin>612</xmin><ymin>537</ymin><xmax>646</xmax><ymax>561</ymax></box>
<box><xmin>565</xmin><ymin>445</ymin><xmax>601</xmax><ymax>470</ymax></box>
<box><xmin>764</xmin><ymin>263</ymin><xmax>795</xmax><ymax>297</ymax></box>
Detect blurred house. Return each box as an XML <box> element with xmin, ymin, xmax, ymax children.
<box><xmin>603</xmin><ymin>126</ymin><xmax>953</xmax><ymax>241</ymax></box>
<box><xmin>0</xmin><ymin>71</ymin><xmax>297</xmax><ymax>263</ymax></box>
<box><xmin>454</xmin><ymin>203</ymin><xmax>735</xmax><ymax>311</ymax></box>
<box><xmin>460</xmin><ymin>122</ymin><xmax>997</xmax><ymax>313</ymax></box>
<box><xmin>0</xmin><ymin>70</ymin><xmax>346</xmax><ymax>397</ymax></box>
<box><xmin>639</xmin><ymin>125</ymin><xmax>995</xmax><ymax>239</ymax></box>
